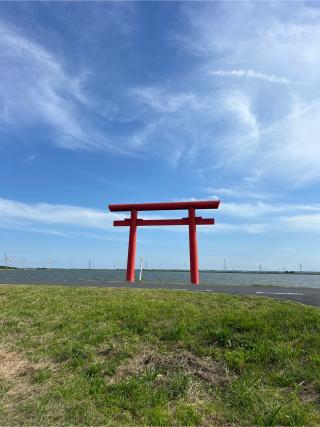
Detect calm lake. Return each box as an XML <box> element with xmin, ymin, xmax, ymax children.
<box><xmin>1</xmin><ymin>269</ymin><xmax>320</xmax><ymax>288</ymax></box>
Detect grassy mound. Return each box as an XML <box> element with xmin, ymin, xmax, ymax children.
<box><xmin>0</xmin><ymin>285</ymin><xmax>319</xmax><ymax>425</ymax></box>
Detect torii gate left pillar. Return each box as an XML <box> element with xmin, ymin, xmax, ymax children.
<box><xmin>126</xmin><ymin>209</ymin><xmax>137</xmax><ymax>282</ymax></box>
<box><xmin>108</xmin><ymin>200</ymin><xmax>220</xmax><ymax>285</ymax></box>
<box><xmin>188</xmin><ymin>207</ymin><xmax>199</xmax><ymax>284</ymax></box>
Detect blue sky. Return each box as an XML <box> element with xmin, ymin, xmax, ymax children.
<box><xmin>1</xmin><ymin>1</ymin><xmax>320</xmax><ymax>270</ymax></box>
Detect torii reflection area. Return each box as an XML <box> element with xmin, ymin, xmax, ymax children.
<box><xmin>108</xmin><ymin>200</ymin><xmax>220</xmax><ymax>285</ymax></box>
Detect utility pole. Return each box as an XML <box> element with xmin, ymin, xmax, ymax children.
<box><xmin>88</xmin><ymin>259</ymin><xmax>91</xmax><ymax>270</ymax></box>
<box><xmin>223</xmin><ymin>259</ymin><xmax>227</xmax><ymax>271</ymax></box>
<box><xmin>299</xmin><ymin>263</ymin><xmax>302</xmax><ymax>272</ymax></box>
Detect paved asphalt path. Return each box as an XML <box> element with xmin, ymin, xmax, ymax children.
<box><xmin>95</xmin><ymin>281</ymin><xmax>320</xmax><ymax>307</ymax></box>
<box><xmin>1</xmin><ymin>279</ymin><xmax>320</xmax><ymax>307</ymax></box>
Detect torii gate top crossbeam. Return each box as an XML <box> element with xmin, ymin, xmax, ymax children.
<box><xmin>109</xmin><ymin>200</ymin><xmax>220</xmax><ymax>212</ymax></box>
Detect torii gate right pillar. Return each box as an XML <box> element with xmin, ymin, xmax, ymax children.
<box><xmin>188</xmin><ymin>207</ymin><xmax>199</xmax><ymax>285</ymax></box>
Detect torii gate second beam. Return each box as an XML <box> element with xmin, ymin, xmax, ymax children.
<box><xmin>108</xmin><ymin>200</ymin><xmax>220</xmax><ymax>284</ymax></box>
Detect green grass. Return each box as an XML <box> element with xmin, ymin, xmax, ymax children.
<box><xmin>0</xmin><ymin>285</ymin><xmax>320</xmax><ymax>425</ymax></box>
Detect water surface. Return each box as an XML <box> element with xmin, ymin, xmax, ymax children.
<box><xmin>1</xmin><ymin>269</ymin><xmax>320</xmax><ymax>288</ymax></box>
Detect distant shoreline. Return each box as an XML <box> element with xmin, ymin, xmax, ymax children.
<box><xmin>1</xmin><ymin>267</ymin><xmax>320</xmax><ymax>275</ymax></box>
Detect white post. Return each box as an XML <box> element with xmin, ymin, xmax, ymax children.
<box><xmin>139</xmin><ymin>257</ymin><xmax>143</xmax><ymax>281</ymax></box>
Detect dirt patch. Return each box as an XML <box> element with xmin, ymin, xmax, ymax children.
<box><xmin>0</xmin><ymin>347</ymin><xmax>38</xmax><ymax>382</ymax></box>
<box><xmin>299</xmin><ymin>382</ymin><xmax>320</xmax><ymax>405</ymax></box>
<box><xmin>96</xmin><ymin>344</ymin><xmax>123</xmax><ymax>358</ymax></box>
<box><xmin>109</xmin><ymin>347</ymin><xmax>230</xmax><ymax>387</ymax></box>
<box><xmin>96</xmin><ymin>338</ymin><xmax>134</xmax><ymax>360</ymax></box>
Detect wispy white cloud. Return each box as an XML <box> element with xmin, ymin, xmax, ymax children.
<box><xmin>209</xmin><ymin>69</ymin><xmax>291</xmax><ymax>84</ymax></box>
<box><xmin>129</xmin><ymin>85</ymin><xmax>261</xmax><ymax>167</ymax></box>
<box><xmin>199</xmin><ymin>222</ymin><xmax>271</xmax><ymax>235</ymax></box>
<box><xmin>0</xmin><ymin>197</ymin><xmax>165</xmax><ymax>235</ymax></box>
<box><xmin>3</xmin><ymin>2</ymin><xmax>320</xmax><ymax>190</ymax></box>
<box><xmin>200</xmin><ymin>197</ymin><xmax>320</xmax><ymax>233</ymax></box>
<box><xmin>2</xmin><ymin>196</ymin><xmax>320</xmax><ymax>237</ymax></box>
<box><xmin>0</xmin><ymin>22</ymin><xmax>93</xmax><ymax>149</ymax></box>
<box><xmin>279</xmin><ymin>214</ymin><xmax>320</xmax><ymax>232</ymax></box>
<box><xmin>207</xmin><ymin>187</ymin><xmax>274</xmax><ymax>200</ymax></box>
<box><xmin>222</xmin><ymin>91</ymin><xmax>259</xmax><ymax>138</ymax></box>
<box><xmin>258</xmin><ymin>98</ymin><xmax>320</xmax><ymax>186</ymax></box>
<box><xmin>181</xmin><ymin>2</ymin><xmax>320</xmax><ymax>82</ymax></box>
<box><xmin>131</xmin><ymin>87</ymin><xmax>201</xmax><ymax>114</ymax></box>
<box><xmin>0</xmin><ymin>197</ymin><xmax>121</xmax><ymax>230</ymax></box>
<box><xmin>129</xmin><ymin>87</ymin><xmax>207</xmax><ymax>165</ymax></box>
<box><xmin>173</xmin><ymin>2</ymin><xmax>320</xmax><ymax>187</ymax></box>
<box><xmin>0</xmin><ymin>21</ymin><xmax>138</xmax><ymax>156</ymax></box>
<box><xmin>221</xmin><ymin>201</ymin><xmax>320</xmax><ymax>219</ymax></box>
<box><xmin>22</xmin><ymin>154</ymin><xmax>38</xmax><ymax>163</ymax></box>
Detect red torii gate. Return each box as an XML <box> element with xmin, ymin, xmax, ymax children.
<box><xmin>108</xmin><ymin>200</ymin><xmax>220</xmax><ymax>285</ymax></box>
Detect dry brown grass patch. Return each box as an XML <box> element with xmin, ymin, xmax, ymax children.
<box><xmin>109</xmin><ymin>347</ymin><xmax>230</xmax><ymax>387</ymax></box>
<box><xmin>0</xmin><ymin>345</ymin><xmax>55</xmax><ymax>419</ymax></box>
<box><xmin>0</xmin><ymin>347</ymin><xmax>38</xmax><ymax>382</ymax></box>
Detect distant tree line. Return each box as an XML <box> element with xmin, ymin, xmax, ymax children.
<box><xmin>0</xmin><ymin>265</ymin><xmax>17</xmax><ymax>269</ymax></box>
